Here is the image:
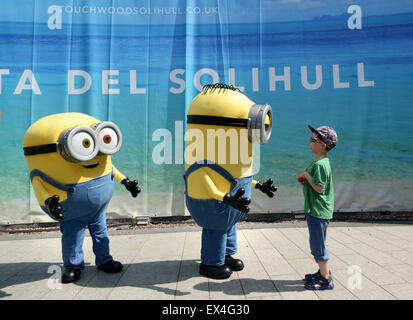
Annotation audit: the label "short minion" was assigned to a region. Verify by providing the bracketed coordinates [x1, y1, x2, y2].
[184, 83, 277, 279]
[23, 112, 141, 283]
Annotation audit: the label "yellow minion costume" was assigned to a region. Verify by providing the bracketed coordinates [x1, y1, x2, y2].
[184, 84, 277, 279]
[23, 112, 141, 283]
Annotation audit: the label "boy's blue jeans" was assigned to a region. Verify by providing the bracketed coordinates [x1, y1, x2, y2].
[306, 214, 330, 262]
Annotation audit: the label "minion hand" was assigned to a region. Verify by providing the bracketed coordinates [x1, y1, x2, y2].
[121, 178, 141, 198]
[45, 195, 63, 220]
[223, 188, 251, 214]
[255, 179, 277, 198]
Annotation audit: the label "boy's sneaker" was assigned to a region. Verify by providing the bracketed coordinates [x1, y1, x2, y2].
[304, 269, 331, 283]
[305, 275, 334, 290]
[304, 270, 320, 282]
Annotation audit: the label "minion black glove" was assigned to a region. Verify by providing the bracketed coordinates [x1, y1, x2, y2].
[255, 179, 277, 198]
[45, 195, 63, 220]
[223, 188, 251, 214]
[121, 178, 141, 198]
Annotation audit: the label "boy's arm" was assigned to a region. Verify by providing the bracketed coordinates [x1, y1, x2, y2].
[298, 171, 325, 194]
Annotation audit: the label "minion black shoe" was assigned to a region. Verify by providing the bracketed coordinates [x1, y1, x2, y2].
[199, 263, 232, 279]
[61, 268, 81, 284]
[97, 260, 123, 273]
[225, 255, 244, 271]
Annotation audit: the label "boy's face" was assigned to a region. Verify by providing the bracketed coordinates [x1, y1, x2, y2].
[309, 133, 327, 154]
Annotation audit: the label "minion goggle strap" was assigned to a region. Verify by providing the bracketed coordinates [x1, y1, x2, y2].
[23, 122, 122, 162]
[187, 104, 272, 144]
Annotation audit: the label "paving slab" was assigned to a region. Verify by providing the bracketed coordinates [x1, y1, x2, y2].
[0, 221, 412, 300]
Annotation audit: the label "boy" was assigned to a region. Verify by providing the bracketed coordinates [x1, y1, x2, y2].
[297, 125, 337, 290]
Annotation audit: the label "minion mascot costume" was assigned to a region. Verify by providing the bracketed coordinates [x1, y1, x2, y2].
[23, 113, 141, 283]
[185, 84, 277, 279]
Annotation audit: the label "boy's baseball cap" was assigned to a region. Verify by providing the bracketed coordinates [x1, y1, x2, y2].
[308, 125, 338, 150]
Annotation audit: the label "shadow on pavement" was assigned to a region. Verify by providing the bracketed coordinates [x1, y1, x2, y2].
[0, 260, 305, 298]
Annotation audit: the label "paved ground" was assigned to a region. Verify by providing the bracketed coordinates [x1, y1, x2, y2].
[0, 221, 412, 300]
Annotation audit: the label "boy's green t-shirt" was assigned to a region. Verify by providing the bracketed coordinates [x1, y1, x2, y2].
[303, 157, 334, 220]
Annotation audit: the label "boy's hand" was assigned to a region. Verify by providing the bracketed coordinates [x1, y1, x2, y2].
[297, 171, 308, 185]
[297, 171, 324, 193]
[121, 178, 141, 197]
[223, 188, 251, 213]
[255, 179, 277, 198]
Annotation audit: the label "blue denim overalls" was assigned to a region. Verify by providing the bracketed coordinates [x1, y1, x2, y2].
[184, 161, 252, 266]
[30, 169, 114, 270]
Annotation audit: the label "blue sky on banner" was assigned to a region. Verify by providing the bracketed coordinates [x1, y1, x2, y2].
[1, 0, 412, 24]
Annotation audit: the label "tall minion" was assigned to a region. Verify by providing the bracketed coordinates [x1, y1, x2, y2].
[184, 83, 277, 279]
[23, 112, 141, 283]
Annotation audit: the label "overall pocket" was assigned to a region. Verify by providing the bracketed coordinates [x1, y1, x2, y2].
[87, 182, 112, 207]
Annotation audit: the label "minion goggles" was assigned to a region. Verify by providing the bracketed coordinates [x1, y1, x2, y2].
[187, 104, 272, 144]
[23, 122, 122, 162]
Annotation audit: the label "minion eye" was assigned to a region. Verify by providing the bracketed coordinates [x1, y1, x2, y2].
[58, 126, 98, 162]
[98, 128, 118, 150]
[103, 134, 112, 144]
[95, 122, 122, 155]
[72, 132, 96, 157]
[82, 138, 91, 148]
[248, 104, 272, 144]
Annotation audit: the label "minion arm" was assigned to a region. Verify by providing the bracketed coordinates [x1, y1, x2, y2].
[199, 170, 226, 201]
[199, 170, 251, 213]
[113, 165, 141, 198]
[32, 177, 52, 206]
[31, 177, 63, 220]
[254, 178, 277, 198]
[112, 165, 127, 182]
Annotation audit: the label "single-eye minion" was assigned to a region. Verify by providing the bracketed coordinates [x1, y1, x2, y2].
[184, 83, 277, 280]
[23, 112, 141, 283]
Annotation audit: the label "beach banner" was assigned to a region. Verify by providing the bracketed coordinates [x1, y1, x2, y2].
[1, 0, 413, 224]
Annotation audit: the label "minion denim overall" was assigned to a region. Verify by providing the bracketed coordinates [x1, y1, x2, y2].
[30, 169, 114, 270]
[184, 161, 252, 266]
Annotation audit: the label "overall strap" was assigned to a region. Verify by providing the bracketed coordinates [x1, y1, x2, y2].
[30, 169, 75, 193]
[184, 160, 236, 184]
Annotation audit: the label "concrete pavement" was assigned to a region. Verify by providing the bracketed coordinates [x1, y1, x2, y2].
[0, 221, 413, 300]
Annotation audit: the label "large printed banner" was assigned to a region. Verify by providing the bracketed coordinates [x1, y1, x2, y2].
[1, 1, 413, 224]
